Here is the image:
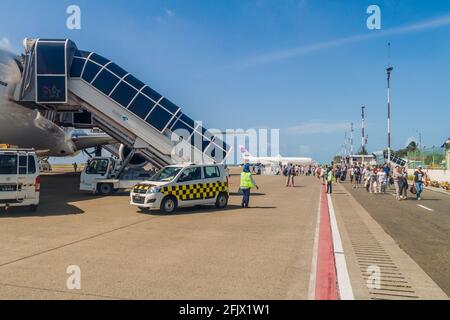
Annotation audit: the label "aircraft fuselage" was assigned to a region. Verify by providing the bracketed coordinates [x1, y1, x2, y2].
[0, 48, 77, 156]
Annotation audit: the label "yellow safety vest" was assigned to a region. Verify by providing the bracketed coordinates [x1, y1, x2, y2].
[240, 172, 254, 188]
[327, 171, 335, 182]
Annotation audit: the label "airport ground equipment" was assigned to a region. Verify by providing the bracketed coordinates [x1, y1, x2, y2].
[130, 163, 229, 213]
[0, 148, 40, 211]
[38, 159, 52, 172]
[80, 155, 155, 195]
[373, 150, 408, 167]
[13, 38, 231, 169]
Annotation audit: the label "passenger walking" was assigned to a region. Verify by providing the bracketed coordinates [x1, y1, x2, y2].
[363, 166, 371, 192]
[326, 166, 335, 194]
[414, 166, 426, 201]
[353, 165, 361, 189]
[286, 163, 295, 187]
[400, 167, 408, 199]
[357, 164, 363, 185]
[349, 166, 354, 184]
[240, 164, 259, 208]
[320, 167, 326, 185]
[335, 166, 341, 184]
[370, 167, 379, 193]
[392, 166, 401, 200]
[383, 164, 391, 190]
[377, 167, 387, 193]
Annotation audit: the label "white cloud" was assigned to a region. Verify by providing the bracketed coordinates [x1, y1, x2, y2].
[299, 145, 311, 154]
[0, 37, 12, 50]
[156, 8, 175, 23]
[285, 120, 349, 135]
[165, 8, 174, 17]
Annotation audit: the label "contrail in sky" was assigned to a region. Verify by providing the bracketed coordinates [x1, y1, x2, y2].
[197, 13, 450, 76]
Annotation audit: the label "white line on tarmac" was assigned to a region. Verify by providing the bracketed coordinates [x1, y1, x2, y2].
[417, 204, 434, 212]
[307, 186, 322, 300]
[327, 194, 354, 300]
[388, 193, 435, 212]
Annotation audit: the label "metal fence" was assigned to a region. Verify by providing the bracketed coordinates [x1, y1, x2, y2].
[407, 147, 446, 169]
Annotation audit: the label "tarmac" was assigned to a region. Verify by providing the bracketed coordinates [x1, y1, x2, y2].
[0, 169, 448, 300]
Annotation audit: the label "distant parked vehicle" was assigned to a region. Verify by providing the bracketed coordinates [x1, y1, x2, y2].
[80, 156, 153, 196]
[38, 159, 52, 172]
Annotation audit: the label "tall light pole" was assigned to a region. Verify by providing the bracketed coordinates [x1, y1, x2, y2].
[350, 122, 354, 156]
[387, 66, 393, 166]
[361, 106, 366, 154]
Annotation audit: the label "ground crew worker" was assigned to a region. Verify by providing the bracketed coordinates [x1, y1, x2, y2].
[240, 163, 259, 208]
[326, 166, 335, 194]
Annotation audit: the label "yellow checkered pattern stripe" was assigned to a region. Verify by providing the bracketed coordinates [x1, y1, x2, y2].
[133, 184, 151, 194]
[161, 182, 228, 201]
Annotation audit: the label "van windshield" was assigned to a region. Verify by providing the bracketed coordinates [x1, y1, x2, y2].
[0, 155, 17, 175]
[150, 167, 182, 182]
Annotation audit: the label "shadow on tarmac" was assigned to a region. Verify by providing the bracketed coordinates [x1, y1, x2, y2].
[0, 172, 87, 218]
[0, 172, 279, 218]
[229, 192, 266, 196]
[141, 204, 246, 216]
[139, 203, 278, 216]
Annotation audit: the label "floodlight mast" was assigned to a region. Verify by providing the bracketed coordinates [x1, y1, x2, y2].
[386, 42, 393, 167]
[387, 66, 393, 166]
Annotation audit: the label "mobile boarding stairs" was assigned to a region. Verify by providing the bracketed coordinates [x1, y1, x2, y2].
[12, 38, 231, 170]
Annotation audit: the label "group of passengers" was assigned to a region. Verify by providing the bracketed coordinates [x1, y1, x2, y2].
[238, 160, 428, 209]
[314, 163, 427, 201]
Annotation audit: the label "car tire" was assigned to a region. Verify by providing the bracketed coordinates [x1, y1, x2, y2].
[30, 205, 38, 212]
[215, 192, 228, 209]
[97, 183, 113, 196]
[160, 196, 177, 214]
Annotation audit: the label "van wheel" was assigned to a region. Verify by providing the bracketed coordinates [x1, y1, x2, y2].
[160, 196, 177, 214]
[30, 205, 38, 212]
[215, 193, 228, 209]
[98, 183, 113, 196]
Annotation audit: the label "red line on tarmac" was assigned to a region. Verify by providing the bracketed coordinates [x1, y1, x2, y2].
[315, 184, 339, 300]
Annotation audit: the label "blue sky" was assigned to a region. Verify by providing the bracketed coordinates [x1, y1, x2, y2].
[1, 0, 449, 163]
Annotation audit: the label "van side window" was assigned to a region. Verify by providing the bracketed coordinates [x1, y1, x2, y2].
[28, 156, 36, 174]
[178, 167, 202, 182]
[204, 166, 220, 179]
[19, 156, 27, 174]
[0, 155, 17, 175]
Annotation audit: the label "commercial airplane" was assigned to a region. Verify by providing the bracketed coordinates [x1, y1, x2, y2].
[240, 146, 314, 166]
[0, 45, 114, 157]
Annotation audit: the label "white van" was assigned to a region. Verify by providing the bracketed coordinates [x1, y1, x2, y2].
[0, 149, 40, 211]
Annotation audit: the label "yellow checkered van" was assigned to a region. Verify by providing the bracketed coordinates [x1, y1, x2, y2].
[130, 163, 229, 213]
